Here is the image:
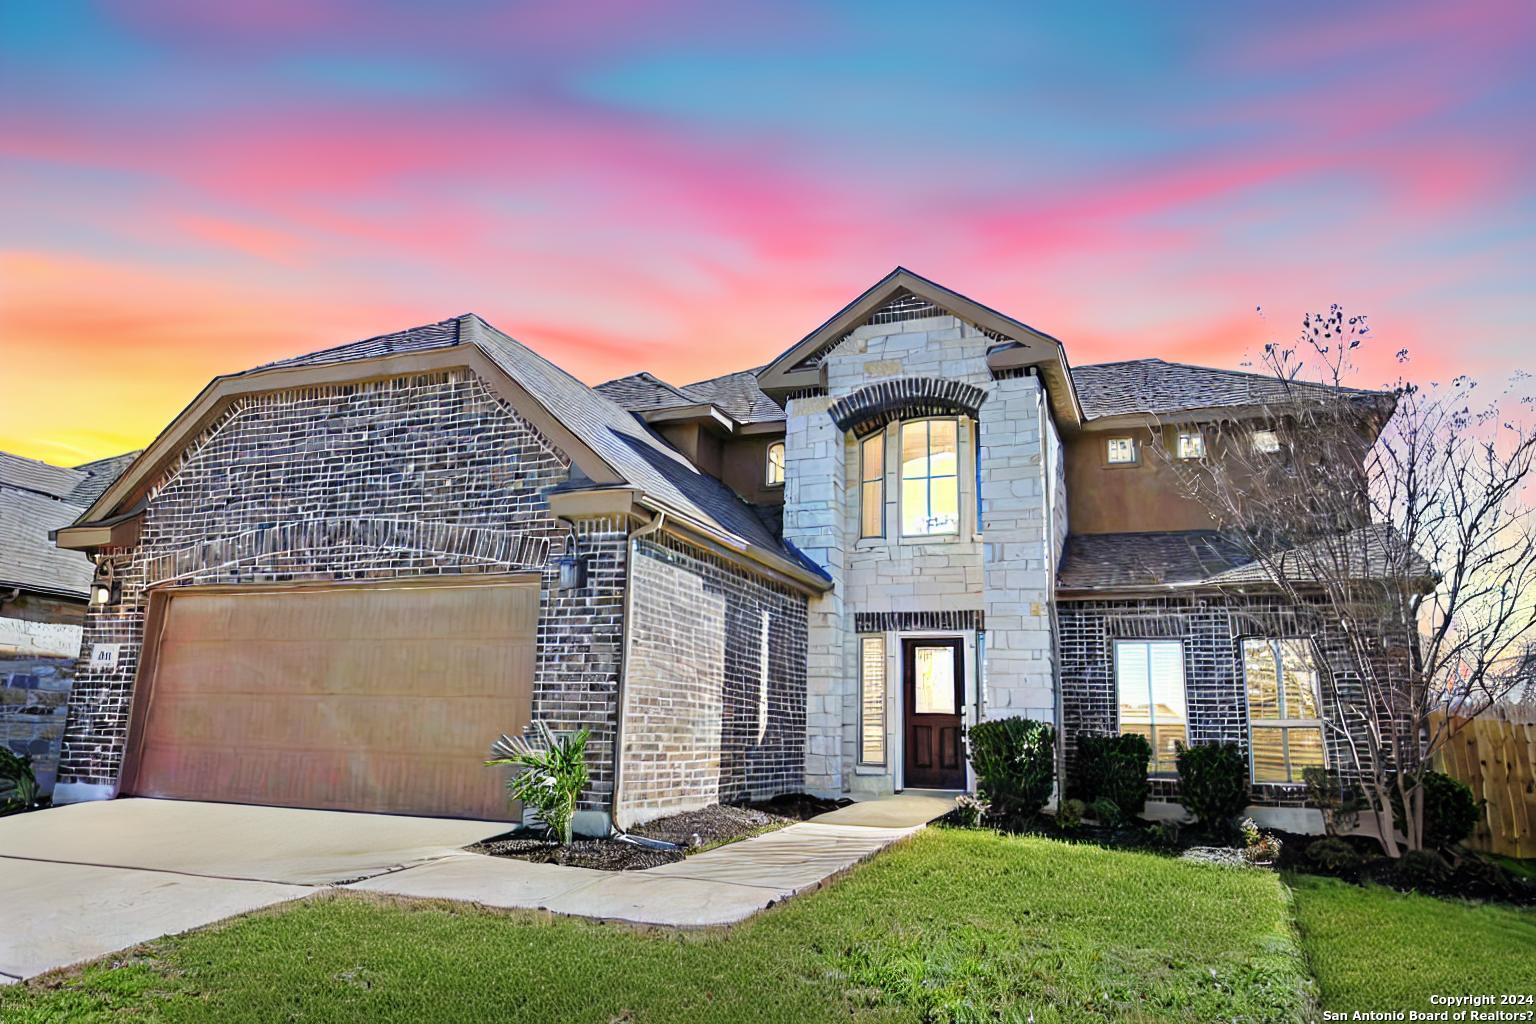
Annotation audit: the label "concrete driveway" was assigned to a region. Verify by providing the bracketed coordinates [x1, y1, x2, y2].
[0, 798, 507, 983]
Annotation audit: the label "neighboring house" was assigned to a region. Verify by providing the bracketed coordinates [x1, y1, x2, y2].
[1, 450, 135, 797]
[52, 268, 1397, 831]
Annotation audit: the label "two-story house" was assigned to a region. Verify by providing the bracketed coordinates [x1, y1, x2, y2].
[51, 269, 1389, 832]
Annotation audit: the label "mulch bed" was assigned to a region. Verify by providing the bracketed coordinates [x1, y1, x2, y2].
[470, 793, 852, 872]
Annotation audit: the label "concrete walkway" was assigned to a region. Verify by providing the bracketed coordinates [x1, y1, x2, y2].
[1, 792, 955, 982]
[349, 791, 957, 927]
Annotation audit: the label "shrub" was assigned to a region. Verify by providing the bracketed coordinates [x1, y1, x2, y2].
[486, 721, 590, 844]
[950, 793, 989, 828]
[1305, 837, 1361, 874]
[1420, 771, 1479, 850]
[0, 748, 40, 815]
[1073, 733, 1152, 818]
[1174, 741, 1249, 830]
[1088, 797, 1123, 827]
[1055, 798, 1086, 830]
[1240, 817, 1282, 864]
[967, 717, 1056, 825]
[1395, 848, 1452, 889]
[1302, 765, 1365, 836]
[1144, 819, 1182, 851]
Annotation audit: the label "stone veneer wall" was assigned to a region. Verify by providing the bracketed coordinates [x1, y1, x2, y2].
[615, 533, 808, 827]
[1058, 592, 1387, 808]
[2, 593, 85, 798]
[56, 369, 633, 811]
[783, 314, 1057, 796]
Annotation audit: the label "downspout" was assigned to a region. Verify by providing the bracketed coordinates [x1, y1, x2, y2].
[610, 510, 667, 831]
[1035, 371, 1069, 805]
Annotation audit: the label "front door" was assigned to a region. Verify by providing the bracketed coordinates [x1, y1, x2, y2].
[902, 638, 966, 789]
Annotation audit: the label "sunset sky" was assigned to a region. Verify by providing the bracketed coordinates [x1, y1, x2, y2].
[2, 1, 1533, 465]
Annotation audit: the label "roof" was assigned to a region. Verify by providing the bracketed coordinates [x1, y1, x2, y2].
[1070, 358, 1386, 420]
[596, 368, 786, 427]
[1059, 525, 1429, 594]
[76, 315, 823, 587]
[0, 450, 134, 598]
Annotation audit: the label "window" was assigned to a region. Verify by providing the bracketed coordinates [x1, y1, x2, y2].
[900, 419, 960, 536]
[913, 644, 958, 714]
[1115, 640, 1187, 774]
[765, 442, 786, 486]
[1106, 436, 1138, 465]
[860, 431, 884, 538]
[1252, 430, 1281, 454]
[859, 636, 886, 765]
[1243, 638, 1326, 783]
[1176, 431, 1205, 460]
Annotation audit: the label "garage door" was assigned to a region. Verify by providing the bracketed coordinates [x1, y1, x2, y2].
[123, 577, 536, 820]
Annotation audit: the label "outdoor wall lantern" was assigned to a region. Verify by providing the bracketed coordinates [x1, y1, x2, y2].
[557, 554, 587, 591]
[89, 558, 121, 606]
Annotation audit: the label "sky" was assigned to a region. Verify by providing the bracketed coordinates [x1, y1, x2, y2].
[1, 0, 1533, 465]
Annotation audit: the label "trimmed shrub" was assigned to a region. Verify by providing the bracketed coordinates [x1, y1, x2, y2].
[1421, 771, 1479, 850]
[1055, 798, 1086, 830]
[950, 793, 989, 829]
[1174, 741, 1249, 830]
[1073, 733, 1152, 818]
[1305, 837, 1361, 874]
[1395, 848, 1451, 889]
[1089, 797, 1123, 827]
[967, 717, 1056, 825]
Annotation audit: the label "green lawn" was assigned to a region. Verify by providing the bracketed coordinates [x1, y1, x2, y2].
[1289, 873, 1536, 1015]
[0, 829, 1311, 1024]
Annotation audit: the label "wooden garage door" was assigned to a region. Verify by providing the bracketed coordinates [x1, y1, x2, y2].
[124, 578, 536, 820]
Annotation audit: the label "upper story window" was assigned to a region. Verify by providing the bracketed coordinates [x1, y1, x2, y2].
[1105, 436, 1138, 465]
[1176, 431, 1206, 460]
[765, 441, 786, 486]
[1243, 638, 1326, 784]
[860, 431, 885, 538]
[900, 419, 959, 536]
[1252, 429, 1282, 454]
[1115, 640, 1187, 774]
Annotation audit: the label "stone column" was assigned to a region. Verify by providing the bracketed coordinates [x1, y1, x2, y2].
[782, 395, 848, 795]
[978, 375, 1055, 722]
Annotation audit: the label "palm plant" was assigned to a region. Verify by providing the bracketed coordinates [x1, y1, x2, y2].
[485, 721, 590, 844]
[0, 748, 40, 814]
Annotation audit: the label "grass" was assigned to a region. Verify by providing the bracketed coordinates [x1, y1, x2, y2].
[0, 828, 1311, 1024]
[1289, 872, 1536, 1015]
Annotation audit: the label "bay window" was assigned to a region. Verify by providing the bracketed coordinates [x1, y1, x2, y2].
[1114, 639, 1187, 773]
[1243, 638, 1326, 783]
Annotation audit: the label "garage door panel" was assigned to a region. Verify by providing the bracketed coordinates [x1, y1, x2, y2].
[128, 579, 535, 820]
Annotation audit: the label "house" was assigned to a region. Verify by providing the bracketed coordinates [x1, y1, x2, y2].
[2, 450, 135, 798]
[51, 269, 1394, 832]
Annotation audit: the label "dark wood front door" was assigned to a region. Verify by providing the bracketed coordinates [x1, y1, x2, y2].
[902, 638, 966, 789]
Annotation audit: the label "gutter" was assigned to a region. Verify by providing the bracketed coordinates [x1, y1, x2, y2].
[633, 496, 832, 596]
[610, 510, 668, 829]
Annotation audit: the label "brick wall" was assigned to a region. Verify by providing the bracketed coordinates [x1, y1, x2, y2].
[1058, 592, 1382, 808]
[616, 533, 808, 827]
[56, 369, 612, 799]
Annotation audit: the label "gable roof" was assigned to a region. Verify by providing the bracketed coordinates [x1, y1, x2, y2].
[69, 315, 826, 591]
[756, 267, 1083, 426]
[593, 372, 699, 414]
[1070, 358, 1389, 422]
[597, 367, 787, 428]
[0, 450, 135, 598]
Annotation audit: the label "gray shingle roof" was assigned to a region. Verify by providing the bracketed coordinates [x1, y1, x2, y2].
[1070, 358, 1381, 420]
[593, 372, 698, 413]
[680, 369, 784, 425]
[0, 486, 95, 598]
[0, 452, 84, 500]
[1059, 525, 1428, 593]
[237, 316, 812, 575]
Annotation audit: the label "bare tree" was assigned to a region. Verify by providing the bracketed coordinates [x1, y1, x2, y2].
[1156, 307, 1536, 856]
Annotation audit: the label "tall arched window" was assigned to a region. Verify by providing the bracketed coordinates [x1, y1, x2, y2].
[765, 441, 786, 486]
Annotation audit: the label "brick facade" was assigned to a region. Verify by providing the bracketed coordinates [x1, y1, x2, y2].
[616, 533, 808, 827]
[58, 370, 588, 796]
[1058, 592, 1382, 808]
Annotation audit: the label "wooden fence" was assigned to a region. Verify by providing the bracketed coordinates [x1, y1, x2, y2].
[1433, 706, 1536, 859]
